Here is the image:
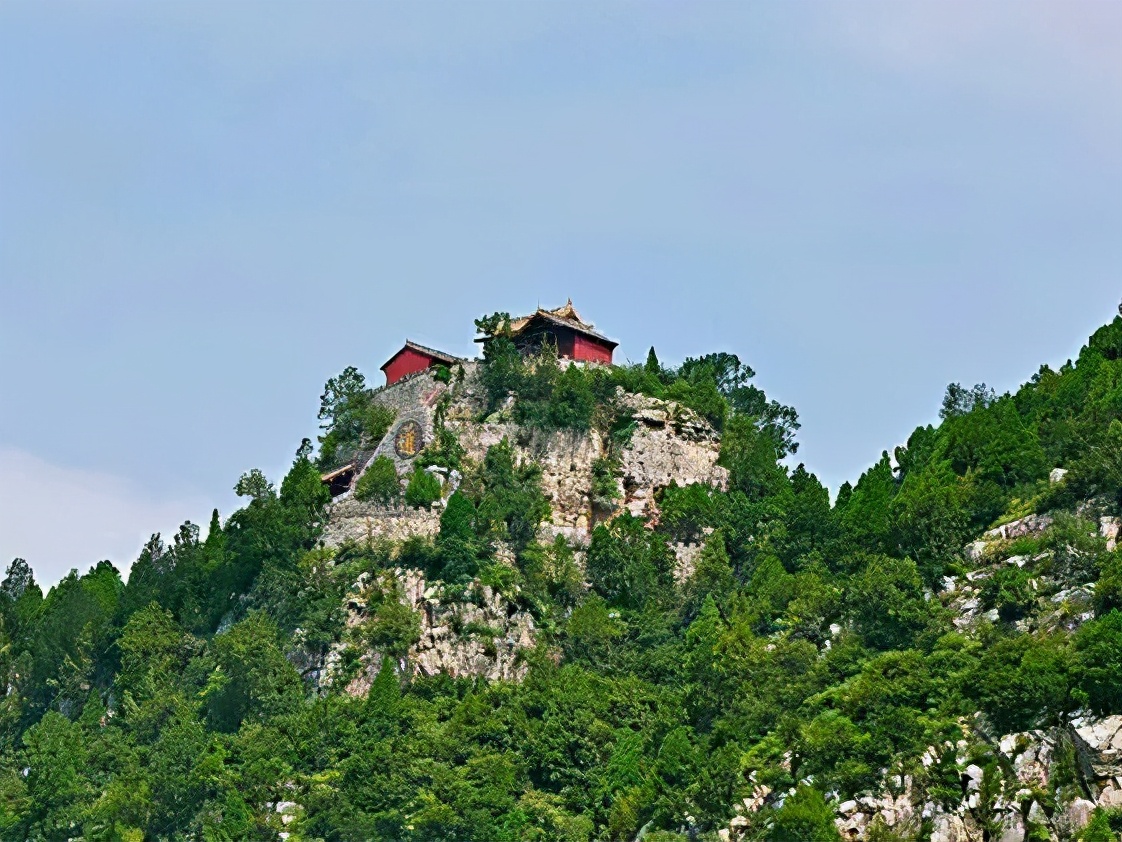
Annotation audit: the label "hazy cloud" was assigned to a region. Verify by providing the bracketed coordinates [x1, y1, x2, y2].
[0, 448, 213, 587]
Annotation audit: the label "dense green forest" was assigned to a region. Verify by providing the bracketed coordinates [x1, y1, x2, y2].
[5, 315, 1122, 841]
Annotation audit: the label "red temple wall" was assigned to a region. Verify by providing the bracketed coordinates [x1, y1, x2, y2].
[571, 334, 614, 364]
[383, 347, 437, 385]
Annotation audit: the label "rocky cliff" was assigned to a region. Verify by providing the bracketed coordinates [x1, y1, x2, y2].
[310, 361, 727, 686]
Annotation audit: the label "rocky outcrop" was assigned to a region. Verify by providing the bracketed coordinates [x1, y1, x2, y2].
[332, 568, 537, 695]
[337, 366, 728, 551]
[617, 393, 728, 521]
[449, 393, 727, 539]
[721, 715, 1122, 842]
[316, 368, 731, 691]
[1072, 715, 1122, 806]
[984, 513, 1054, 541]
[1101, 516, 1119, 551]
[671, 541, 705, 583]
[947, 508, 1116, 635]
[451, 422, 606, 536]
[404, 569, 535, 683]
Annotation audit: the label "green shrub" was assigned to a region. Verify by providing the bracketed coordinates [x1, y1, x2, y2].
[404, 466, 443, 509]
[846, 554, 930, 650]
[548, 364, 596, 431]
[362, 403, 395, 447]
[1006, 535, 1044, 557]
[475, 439, 550, 551]
[364, 588, 421, 658]
[475, 560, 521, 598]
[658, 482, 715, 542]
[981, 566, 1036, 622]
[890, 458, 971, 587]
[681, 534, 736, 621]
[437, 491, 479, 583]
[1074, 610, 1122, 715]
[354, 457, 401, 505]
[418, 424, 465, 472]
[1095, 552, 1122, 616]
[316, 366, 396, 468]
[1038, 513, 1107, 582]
[967, 632, 1073, 733]
[521, 536, 584, 609]
[765, 785, 842, 842]
[1078, 807, 1122, 842]
[474, 320, 600, 432]
[586, 514, 675, 610]
[475, 313, 521, 412]
[590, 457, 620, 512]
[564, 595, 623, 663]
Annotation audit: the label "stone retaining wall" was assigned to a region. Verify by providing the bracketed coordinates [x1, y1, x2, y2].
[320, 499, 441, 548]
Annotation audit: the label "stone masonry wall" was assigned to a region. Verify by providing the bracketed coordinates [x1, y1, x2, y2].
[320, 499, 441, 548]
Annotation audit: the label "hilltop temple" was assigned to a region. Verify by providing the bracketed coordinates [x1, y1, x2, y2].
[478, 300, 617, 365]
[379, 300, 617, 386]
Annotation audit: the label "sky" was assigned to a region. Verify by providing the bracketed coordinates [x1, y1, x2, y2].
[1, 1, 1120, 587]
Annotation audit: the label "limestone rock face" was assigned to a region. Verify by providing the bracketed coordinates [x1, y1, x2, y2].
[671, 541, 705, 583]
[929, 813, 971, 842]
[999, 730, 1054, 790]
[1065, 798, 1096, 833]
[336, 568, 537, 696]
[720, 718, 1122, 842]
[1101, 516, 1120, 551]
[617, 393, 728, 520]
[448, 419, 605, 535]
[337, 365, 728, 552]
[1073, 715, 1122, 782]
[984, 513, 1053, 540]
[408, 572, 536, 683]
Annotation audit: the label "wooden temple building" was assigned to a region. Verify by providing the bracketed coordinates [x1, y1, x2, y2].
[475, 300, 617, 364]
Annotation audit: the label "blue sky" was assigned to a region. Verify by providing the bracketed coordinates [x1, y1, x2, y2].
[1, 2, 1120, 585]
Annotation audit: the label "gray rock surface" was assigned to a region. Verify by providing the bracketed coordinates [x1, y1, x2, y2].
[328, 568, 538, 695]
[1073, 715, 1122, 782]
[617, 393, 728, 521]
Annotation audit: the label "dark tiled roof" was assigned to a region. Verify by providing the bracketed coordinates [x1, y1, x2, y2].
[381, 340, 465, 370]
[474, 300, 617, 348]
[524, 310, 618, 347]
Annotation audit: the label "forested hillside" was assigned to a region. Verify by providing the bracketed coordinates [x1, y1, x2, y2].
[5, 314, 1122, 841]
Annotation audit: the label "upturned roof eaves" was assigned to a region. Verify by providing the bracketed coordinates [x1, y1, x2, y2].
[473, 311, 618, 348]
[521, 311, 619, 347]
